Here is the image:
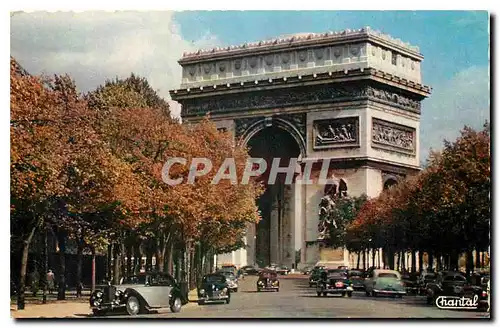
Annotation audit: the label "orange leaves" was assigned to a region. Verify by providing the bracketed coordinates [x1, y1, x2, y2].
[347, 123, 491, 252]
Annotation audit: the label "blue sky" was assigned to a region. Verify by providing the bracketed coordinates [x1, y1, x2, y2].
[10, 11, 490, 162]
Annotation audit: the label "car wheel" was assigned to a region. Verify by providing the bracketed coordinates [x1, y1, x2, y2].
[309, 283, 312, 287]
[397, 294, 403, 299]
[170, 296, 182, 313]
[257, 288, 261, 292]
[126, 296, 141, 316]
[365, 291, 370, 297]
[234, 288, 238, 293]
[197, 300, 205, 306]
[347, 292, 353, 298]
[277, 288, 280, 292]
[317, 291, 321, 297]
[342, 292, 346, 297]
[372, 291, 377, 297]
[323, 292, 327, 297]
[226, 297, 230, 304]
[426, 296, 434, 305]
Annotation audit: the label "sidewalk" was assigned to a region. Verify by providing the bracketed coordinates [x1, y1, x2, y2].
[11, 289, 199, 319]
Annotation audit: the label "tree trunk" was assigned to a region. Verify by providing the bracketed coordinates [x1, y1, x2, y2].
[411, 250, 417, 273]
[371, 249, 376, 268]
[466, 249, 474, 277]
[126, 245, 133, 277]
[356, 251, 360, 269]
[362, 250, 366, 270]
[134, 244, 141, 275]
[91, 247, 96, 292]
[107, 244, 113, 281]
[120, 241, 126, 280]
[57, 232, 66, 300]
[396, 252, 401, 271]
[113, 243, 120, 285]
[475, 248, 481, 270]
[401, 252, 406, 272]
[17, 221, 40, 310]
[166, 239, 174, 274]
[481, 252, 485, 268]
[418, 250, 423, 273]
[428, 252, 434, 271]
[41, 227, 48, 304]
[76, 237, 84, 296]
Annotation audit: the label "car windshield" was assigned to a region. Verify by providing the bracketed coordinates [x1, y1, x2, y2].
[328, 272, 348, 278]
[220, 272, 235, 279]
[378, 273, 399, 279]
[122, 275, 147, 285]
[349, 271, 363, 277]
[204, 275, 225, 283]
[260, 272, 277, 278]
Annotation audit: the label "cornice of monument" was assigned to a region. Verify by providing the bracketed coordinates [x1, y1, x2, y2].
[179, 27, 423, 63]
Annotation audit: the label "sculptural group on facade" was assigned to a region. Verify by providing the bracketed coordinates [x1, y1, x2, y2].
[317, 183, 338, 241]
[372, 123, 414, 150]
[316, 123, 356, 145]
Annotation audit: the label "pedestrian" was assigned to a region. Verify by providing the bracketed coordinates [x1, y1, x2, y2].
[47, 269, 55, 294]
[76, 282, 83, 298]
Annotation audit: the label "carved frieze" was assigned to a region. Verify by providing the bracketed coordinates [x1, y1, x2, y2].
[234, 117, 262, 139]
[313, 117, 359, 149]
[371, 118, 415, 154]
[181, 85, 421, 117]
[277, 113, 307, 142]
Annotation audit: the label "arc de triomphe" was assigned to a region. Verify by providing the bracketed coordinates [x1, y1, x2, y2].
[170, 27, 431, 270]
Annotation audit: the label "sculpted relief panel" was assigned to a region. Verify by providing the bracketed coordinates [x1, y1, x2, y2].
[313, 117, 359, 150]
[371, 118, 415, 155]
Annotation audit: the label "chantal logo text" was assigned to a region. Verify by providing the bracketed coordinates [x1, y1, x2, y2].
[436, 295, 479, 310]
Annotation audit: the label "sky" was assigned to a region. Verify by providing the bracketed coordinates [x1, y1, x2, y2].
[10, 11, 490, 162]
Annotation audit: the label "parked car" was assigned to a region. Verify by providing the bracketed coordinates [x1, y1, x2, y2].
[348, 270, 365, 291]
[316, 269, 353, 297]
[89, 272, 187, 316]
[426, 271, 488, 311]
[242, 266, 261, 276]
[364, 269, 405, 298]
[302, 266, 313, 275]
[217, 270, 239, 292]
[257, 270, 280, 292]
[402, 272, 419, 295]
[197, 273, 231, 305]
[308, 266, 326, 287]
[276, 266, 291, 275]
[418, 272, 437, 295]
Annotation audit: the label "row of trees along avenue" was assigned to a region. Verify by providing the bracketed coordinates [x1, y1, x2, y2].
[343, 122, 490, 274]
[11, 58, 263, 310]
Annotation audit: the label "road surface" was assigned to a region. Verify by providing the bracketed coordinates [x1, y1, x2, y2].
[89, 275, 490, 319]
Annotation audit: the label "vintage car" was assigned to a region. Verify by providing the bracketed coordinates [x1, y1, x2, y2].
[316, 269, 353, 297]
[418, 272, 437, 295]
[257, 270, 280, 292]
[89, 272, 188, 316]
[426, 271, 488, 311]
[308, 266, 326, 287]
[348, 270, 365, 291]
[241, 265, 260, 276]
[217, 270, 239, 292]
[302, 266, 313, 275]
[364, 269, 405, 298]
[276, 266, 291, 275]
[402, 272, 420, 295]
[197, 273, 231, 305]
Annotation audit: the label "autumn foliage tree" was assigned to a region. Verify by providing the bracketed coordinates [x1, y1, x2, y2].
[346, 122, 491, 273]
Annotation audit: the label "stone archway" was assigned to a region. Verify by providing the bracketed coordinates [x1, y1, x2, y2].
[244, 125, 301, 268]
[383, 177, 398, 190]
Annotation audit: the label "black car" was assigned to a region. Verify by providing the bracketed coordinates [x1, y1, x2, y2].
[276, 266, 291, 275]
[308, 266, 326, 287]
[242, 266, 260, 276]
[197, 273, 231, 305]
[348, 270, 365, 290]
[257, 270, 280, 292]
[426, 271, 489, 311]
[316, 269, 353, 297]
[89, 272, 188, 316]
[402, 272, 419, 295]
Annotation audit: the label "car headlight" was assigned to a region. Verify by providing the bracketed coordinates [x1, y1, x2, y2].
[200, 289, 205, 295]
[96, 291, 103, 298]
[223, 287, 228, 292]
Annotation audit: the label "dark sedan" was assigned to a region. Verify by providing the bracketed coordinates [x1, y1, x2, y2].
[316, 270, 353, 297]
[348, 270, 365, 291]
[257, 270, 280, 292]
[197, 273, 231, 305]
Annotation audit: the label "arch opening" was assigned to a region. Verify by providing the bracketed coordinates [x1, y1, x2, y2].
[246, 125, 301, 268]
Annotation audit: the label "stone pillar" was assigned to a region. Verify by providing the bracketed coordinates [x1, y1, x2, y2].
[246, 223, 256, 266]
[270, 193, 279, 265]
